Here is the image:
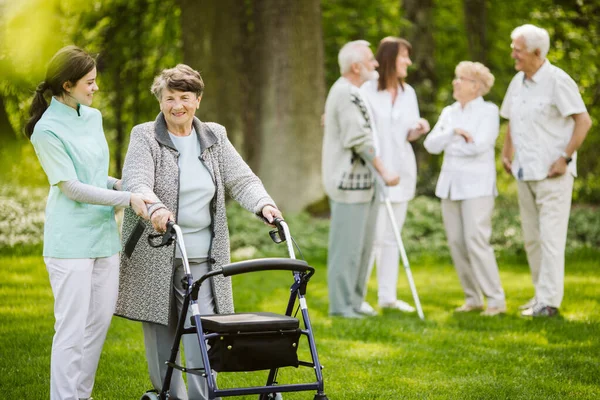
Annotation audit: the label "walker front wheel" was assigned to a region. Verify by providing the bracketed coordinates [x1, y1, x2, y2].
[140, 390, 160, 400]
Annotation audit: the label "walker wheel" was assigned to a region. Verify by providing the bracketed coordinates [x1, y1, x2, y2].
[140, 390, 160, 400]
[259, 393, 283, 400]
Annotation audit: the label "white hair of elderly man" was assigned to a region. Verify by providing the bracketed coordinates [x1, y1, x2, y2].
[511, 24, 550, 59]
[337, 40, 371, 75]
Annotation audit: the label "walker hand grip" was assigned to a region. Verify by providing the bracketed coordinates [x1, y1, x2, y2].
[221, 258, 314, 277]
[269, 217, 287, 243]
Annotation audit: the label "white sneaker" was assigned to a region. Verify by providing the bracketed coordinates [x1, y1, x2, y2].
[518, 297, 537, 310]
[356, 301, 377, 316]
[381, 300, 415, 312]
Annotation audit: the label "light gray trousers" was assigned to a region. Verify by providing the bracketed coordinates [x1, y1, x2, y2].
[142, 258, 218, 400]
[441, 196, 505, 309]
[327, 194, 379, 315]
[517, 173, 574, 308]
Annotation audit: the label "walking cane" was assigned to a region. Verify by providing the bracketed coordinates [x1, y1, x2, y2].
[367, 164, 425, 320]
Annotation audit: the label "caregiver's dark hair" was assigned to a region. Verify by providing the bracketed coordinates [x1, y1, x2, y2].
[25, 45, 96, 138]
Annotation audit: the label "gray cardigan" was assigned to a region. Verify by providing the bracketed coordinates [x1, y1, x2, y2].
[115, 113, 275, 326]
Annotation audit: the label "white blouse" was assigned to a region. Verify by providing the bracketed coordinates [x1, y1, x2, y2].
[361, 80, 420, 202]
[424, 97, 499, 200]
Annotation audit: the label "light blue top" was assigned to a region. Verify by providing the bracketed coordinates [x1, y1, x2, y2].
[31, 97, 121, 258]
[169, 128, 215, 258]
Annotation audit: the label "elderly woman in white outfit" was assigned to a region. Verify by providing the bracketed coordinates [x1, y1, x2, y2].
[424, 61, 506, 316]
[361, 37, 430, 313]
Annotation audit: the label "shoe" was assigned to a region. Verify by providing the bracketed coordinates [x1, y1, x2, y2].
[355, 301, 377, 316]
[481, 307, 507, 316]
[518, 297, 537, 310]
[380, 300, 415, 312]
[455, 304, 484, 312]
[521, 303, 558, 317]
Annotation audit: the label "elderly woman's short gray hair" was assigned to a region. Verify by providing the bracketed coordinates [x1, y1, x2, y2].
[511, 24, 550, 59]
[151, 64, 204, 100]
[456, 61, 495, 96]
[338, 40, 371, 75]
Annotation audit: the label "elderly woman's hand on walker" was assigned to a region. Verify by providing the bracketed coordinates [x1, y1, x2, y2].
[261, 205, 283, 225]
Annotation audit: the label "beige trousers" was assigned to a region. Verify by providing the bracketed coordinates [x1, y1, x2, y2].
[441, 196, 505, 309]
[517, 173, 574, 308]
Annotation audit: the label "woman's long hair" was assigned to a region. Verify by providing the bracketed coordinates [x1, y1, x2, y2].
[376, 37, 412, 92]
[24, 46, 96, 138]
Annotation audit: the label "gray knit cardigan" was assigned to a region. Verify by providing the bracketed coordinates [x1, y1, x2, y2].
[115, 113, 275, 326]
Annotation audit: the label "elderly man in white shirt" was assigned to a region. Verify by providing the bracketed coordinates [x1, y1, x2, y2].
[424, 61, 506, 316]
[323, 40, 399, 318]
[361, 37, 430, 313]
[500, 24, 592, 317]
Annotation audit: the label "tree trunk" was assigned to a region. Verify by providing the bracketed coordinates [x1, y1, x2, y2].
[0, 94, 16, 141]
[179, 0, 249, 151]
[400, 0, 437, 196]
[463, 0, 487, 63]
[251, 0, 325, 212]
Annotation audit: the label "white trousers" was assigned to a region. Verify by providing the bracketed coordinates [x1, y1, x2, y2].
[367, 202, 409, 305]
[517, 173, 573, 308]
[441, 196, 505, 309]
[142, 259, 218, 400]
[44, 254, 119, 400]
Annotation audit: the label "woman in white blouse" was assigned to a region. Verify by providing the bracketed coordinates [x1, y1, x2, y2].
[361, 37, 430, 313]
[424, 61, 506, 316]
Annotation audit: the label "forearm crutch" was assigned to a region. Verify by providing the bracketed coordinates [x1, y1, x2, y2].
[367, 164, 425, 320]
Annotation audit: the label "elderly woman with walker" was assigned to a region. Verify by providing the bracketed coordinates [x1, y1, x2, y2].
[26, 45, 150, 400]
[115, 64, 282, 400]
[424, 61, 506, 316]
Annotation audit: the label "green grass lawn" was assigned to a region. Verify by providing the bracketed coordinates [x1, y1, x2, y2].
[1, 250, 599, 399]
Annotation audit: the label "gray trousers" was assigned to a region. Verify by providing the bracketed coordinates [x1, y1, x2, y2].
[327, 195, 379, 315]
[142, 259, 218, 400]
[441, 196, 505, 309]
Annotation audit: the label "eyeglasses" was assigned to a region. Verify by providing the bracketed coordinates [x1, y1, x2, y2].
[454, 76, 477, 83]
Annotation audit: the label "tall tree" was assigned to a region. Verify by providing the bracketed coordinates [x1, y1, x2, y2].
[400, 0, 437, 195]
[179, 0, 249, 151]
[0, 94, 16, 141]
[250, 0, 325, 212]
[180, 0, 325, 211]
[463, 0, 487, 63]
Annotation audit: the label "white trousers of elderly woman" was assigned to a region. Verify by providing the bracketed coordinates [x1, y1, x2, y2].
[441, 196, 505, 309]
[45, 254, 119, 400]
[143, 259, 219, 400]
[367, 201, 409, 306]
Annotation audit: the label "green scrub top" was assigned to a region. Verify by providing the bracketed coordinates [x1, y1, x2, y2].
[31, 97, 121, 258]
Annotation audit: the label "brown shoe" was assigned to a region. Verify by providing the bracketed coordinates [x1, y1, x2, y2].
[455, 304, 483, 312]
[481, 307, 507, 316]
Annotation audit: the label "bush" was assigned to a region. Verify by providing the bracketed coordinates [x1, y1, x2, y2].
[0, 185, 46, 255]
[2, 185, 598, 260]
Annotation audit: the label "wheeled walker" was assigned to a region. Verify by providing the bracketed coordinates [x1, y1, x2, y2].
[140, 218, 328, 400]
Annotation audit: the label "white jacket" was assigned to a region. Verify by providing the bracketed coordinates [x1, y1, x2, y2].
[424, 97, 499, 200]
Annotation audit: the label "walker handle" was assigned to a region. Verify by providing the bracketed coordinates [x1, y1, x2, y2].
[220, 258, 314, 277]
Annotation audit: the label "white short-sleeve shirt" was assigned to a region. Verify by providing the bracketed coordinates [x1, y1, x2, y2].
[361, 80, 420, 202]
[500, 60, 587, 181]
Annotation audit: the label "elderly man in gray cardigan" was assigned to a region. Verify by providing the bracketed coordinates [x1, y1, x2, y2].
[115, 64, 282, 400]
[323, 40, 399, 319]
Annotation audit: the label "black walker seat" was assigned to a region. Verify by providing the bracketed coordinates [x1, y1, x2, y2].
[202, 312, 302, 372]
[141, 219, 328, 400]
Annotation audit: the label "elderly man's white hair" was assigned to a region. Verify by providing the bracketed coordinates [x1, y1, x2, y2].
[511, 24, 550, 59]
[338, 40, 371, 75]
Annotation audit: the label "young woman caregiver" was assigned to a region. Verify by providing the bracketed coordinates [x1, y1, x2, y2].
[25, 45, 150, 400]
